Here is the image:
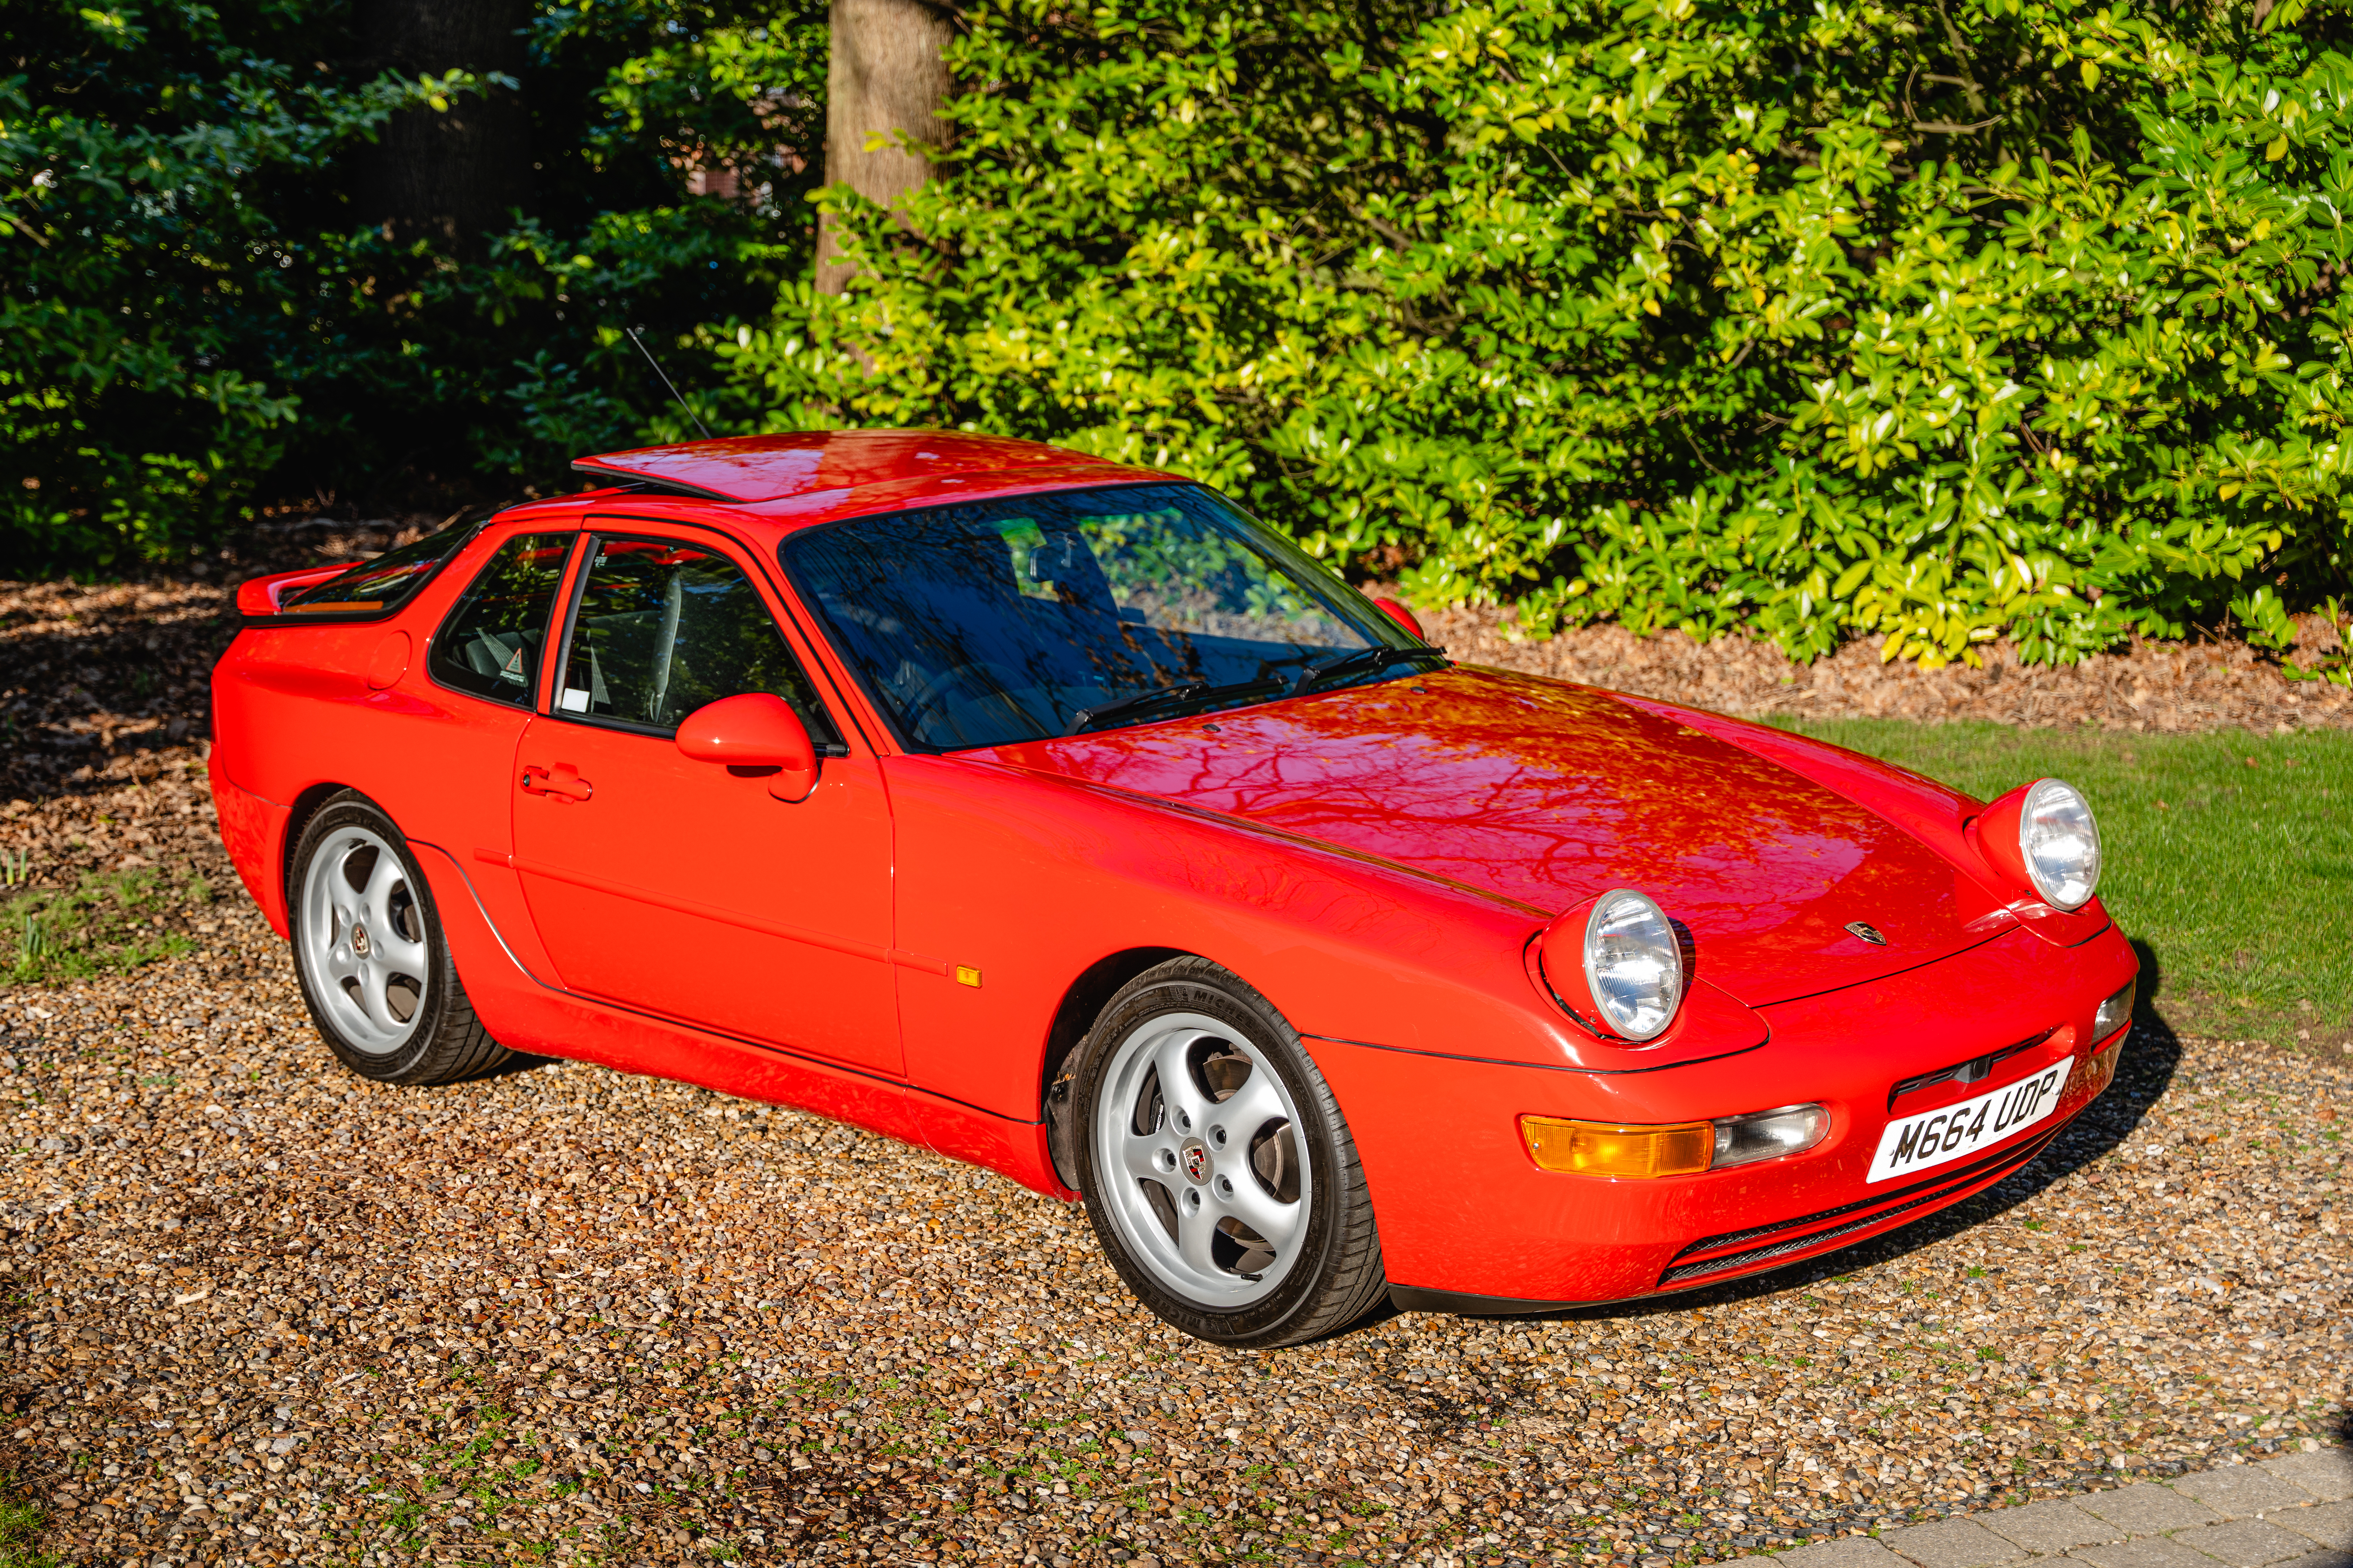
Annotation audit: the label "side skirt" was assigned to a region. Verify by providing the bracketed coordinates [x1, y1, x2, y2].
[407, 836, 1069, 1197]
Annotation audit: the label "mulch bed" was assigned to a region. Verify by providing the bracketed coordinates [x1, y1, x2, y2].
[1418, 609, 2349, 734]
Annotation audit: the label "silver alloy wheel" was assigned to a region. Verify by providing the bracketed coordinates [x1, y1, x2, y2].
[296, 825, 429, 1056]
[1091, 1011, 1310, 1307]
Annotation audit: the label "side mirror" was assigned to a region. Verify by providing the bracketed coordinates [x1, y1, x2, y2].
[675, 693, 819, 802]
[1370, 596, 1425, 640]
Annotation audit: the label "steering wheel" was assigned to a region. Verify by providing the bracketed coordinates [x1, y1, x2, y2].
[903, 659, 1028, 744]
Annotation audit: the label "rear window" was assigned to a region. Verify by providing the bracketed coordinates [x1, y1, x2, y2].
[277, 519, 486, 615]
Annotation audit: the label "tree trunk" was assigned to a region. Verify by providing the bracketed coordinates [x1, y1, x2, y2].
[361, 0, 532, 249]
[815, 0, 955, 293]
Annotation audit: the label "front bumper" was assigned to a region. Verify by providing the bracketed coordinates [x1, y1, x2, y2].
[1316, 921, 2137, 1306]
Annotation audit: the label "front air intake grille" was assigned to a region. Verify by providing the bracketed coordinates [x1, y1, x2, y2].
[1656, 1126, 2060, 1289]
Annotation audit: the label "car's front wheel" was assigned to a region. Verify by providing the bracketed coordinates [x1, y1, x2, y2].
[1073, 957, 1386, 1348]
[287, 791, 509, 1085]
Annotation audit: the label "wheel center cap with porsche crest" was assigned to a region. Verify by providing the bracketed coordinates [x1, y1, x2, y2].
[1179, 1139, 1212, 1184]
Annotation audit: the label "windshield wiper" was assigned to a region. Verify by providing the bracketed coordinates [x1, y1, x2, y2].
[1067, 675, 1289, 736]
[1066, 650, 1438, 737]
[1291, 644, 1446, 694]
[1069, 683, 1206, 734]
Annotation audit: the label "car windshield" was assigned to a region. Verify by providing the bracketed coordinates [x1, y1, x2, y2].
[783, 483, 1440, 750]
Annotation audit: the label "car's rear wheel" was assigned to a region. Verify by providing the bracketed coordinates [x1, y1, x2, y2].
[1073, 956, 1386, 1348]
[287, 792, 509, 1085]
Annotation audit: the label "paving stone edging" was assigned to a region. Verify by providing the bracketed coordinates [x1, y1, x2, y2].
[1743, 1449, 2352, 1568]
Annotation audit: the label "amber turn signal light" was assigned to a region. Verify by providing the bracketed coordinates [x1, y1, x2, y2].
[1519, 1116, 1715, 1178]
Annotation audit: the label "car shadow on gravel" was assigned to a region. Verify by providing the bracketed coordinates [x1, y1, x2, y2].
[465, 1048, 565, 1082]
[1443, 937, 2186, 1330]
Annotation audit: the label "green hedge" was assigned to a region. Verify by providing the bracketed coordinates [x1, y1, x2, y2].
[0, 0, 821, 573]
[739, 0, 2353, 667]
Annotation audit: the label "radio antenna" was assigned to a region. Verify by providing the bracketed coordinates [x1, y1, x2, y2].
[623, 326, 713, 441]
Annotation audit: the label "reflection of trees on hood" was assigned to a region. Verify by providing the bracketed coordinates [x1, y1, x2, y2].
[1009, 669, 2004, 1006]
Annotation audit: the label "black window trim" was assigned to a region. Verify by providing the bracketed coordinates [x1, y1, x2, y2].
[772, 479, 1429, 755]
[545, 519, 853, 756]
[422, 527, 587, 713]
[243, 512, 505, 628]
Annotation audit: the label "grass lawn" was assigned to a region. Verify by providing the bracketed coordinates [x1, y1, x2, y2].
[1, 864, 209, 983]
[1777, 719, 2352, 1055]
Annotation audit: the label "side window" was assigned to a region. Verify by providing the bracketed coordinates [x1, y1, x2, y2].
[555, 535, 842, 745]
[427, 532, 576, 705]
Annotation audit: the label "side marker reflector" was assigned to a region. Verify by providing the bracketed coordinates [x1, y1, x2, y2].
[2065, 1038, 2121, 1100]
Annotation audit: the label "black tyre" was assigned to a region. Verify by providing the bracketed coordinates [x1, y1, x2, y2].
[1073, 956, 1386, 1348]
[285, 791, 509, 1085]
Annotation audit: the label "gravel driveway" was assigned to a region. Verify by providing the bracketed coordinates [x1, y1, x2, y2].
[1, 776, 2346, 1568]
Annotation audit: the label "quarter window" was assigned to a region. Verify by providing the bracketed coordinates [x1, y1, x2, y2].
[427, 532, 576, 705]
[554, 536, 841, 745]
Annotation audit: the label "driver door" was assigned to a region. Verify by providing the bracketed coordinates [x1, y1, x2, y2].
[510, 525, 902, 1075]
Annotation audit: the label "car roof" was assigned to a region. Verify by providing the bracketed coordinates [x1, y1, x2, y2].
[551, 430, 1180, 543]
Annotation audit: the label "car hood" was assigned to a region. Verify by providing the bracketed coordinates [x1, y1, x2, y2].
[987, 665, 2016, 1008]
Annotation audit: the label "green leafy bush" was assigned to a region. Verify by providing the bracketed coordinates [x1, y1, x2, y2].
[1, 0, 822, 573]
[0, 1, 437, 568]
[335, 0, 827, 498]
[742, 0, 2353, 664]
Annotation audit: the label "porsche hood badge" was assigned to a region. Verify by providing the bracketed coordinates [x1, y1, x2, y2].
[1844, 921, 1890, 947]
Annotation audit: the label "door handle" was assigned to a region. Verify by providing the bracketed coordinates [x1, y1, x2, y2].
[520, 763, 594, 802]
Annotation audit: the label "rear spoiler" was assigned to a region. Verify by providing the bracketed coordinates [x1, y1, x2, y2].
[234, 565, 354, 618]
[230, 512, 499, 625]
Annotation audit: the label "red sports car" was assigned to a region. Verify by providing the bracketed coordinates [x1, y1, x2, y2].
[209, 431, 2135, 1347]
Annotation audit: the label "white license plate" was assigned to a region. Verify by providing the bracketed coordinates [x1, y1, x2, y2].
[1867, 1063, 2067, 1183]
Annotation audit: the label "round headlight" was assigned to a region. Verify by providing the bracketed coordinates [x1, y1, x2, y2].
[2019, 777, 2101, 911]
[1583, 889, 1685, 1041]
